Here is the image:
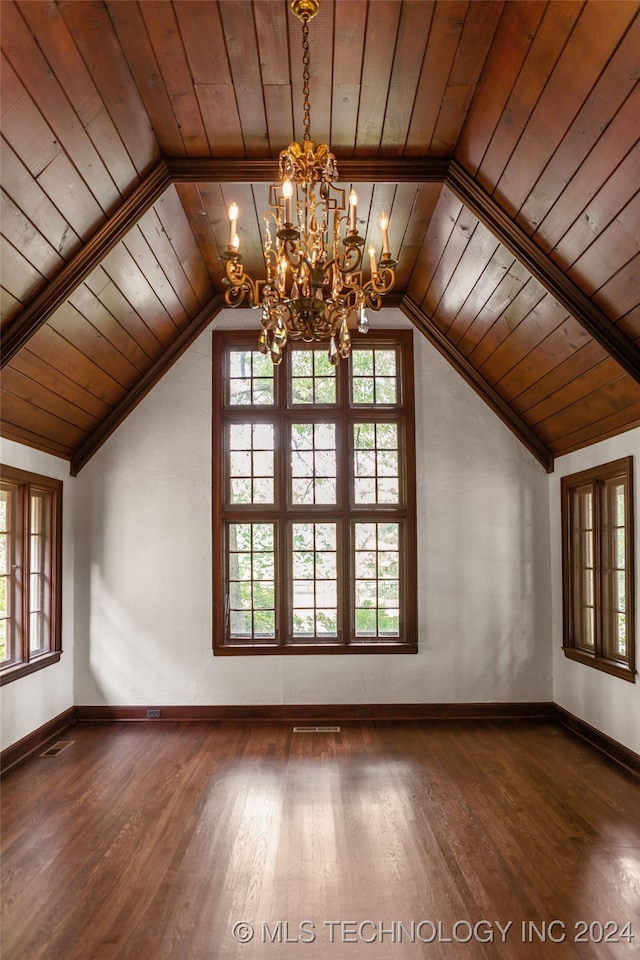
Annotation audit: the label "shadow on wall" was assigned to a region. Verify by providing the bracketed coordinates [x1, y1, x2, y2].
[422, 459, 550, 702]
[73, 471, 212, 707]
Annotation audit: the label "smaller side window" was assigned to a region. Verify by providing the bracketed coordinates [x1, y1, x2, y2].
[561, 457, 635, 682]
[0, 466, 62, 685]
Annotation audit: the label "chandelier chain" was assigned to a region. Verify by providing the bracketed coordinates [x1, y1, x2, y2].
[301, 19, 311, 142]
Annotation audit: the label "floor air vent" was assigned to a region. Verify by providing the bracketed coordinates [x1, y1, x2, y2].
[40, 740, 74, 757]
[293, 726, 341, 733]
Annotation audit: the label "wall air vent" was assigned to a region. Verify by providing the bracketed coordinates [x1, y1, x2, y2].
[39, 740, 74, 757]
[293, 726, 341, 733]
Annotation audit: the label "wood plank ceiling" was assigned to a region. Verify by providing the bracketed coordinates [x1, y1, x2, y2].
[1, 0, 639, 473]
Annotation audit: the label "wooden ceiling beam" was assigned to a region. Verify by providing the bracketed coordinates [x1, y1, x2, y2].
[4, 155, 636, 475]
[6, 153, 635, 390]
[166, 157, 450, 183]
[70, 295, 225, 474]
[1, 162, 172, 369]
[446, 161, 640, 385]
[401, 295, 555, 473]
[1, 157, 447, 372]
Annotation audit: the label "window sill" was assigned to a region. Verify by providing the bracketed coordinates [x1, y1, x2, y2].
[562, 646, 635, 683]
[214, 641, 418, 656]
[0, 651, 62, 686]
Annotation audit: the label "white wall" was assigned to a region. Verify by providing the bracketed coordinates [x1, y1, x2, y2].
[551, 429, 640, 755]
[73, 310, 552, 707]
[6, 314, 639, 751]
[0, 440, 75, 752]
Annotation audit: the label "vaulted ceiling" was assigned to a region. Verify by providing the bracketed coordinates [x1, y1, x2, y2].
[1, 0, 639, 473]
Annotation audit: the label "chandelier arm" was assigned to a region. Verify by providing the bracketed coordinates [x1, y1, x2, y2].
[332, 244, 363, 276]
[280, 237, 306, 272]
[224, 256, 259, 307]
[224, 284, 249, 308]
[263, 247, 278, 283]
[361, 266, 396, 309]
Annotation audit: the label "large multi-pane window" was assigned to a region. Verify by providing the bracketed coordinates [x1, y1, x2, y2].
[0, 466, 62, 684]
[561, 457, 635, 682]
[213, 330, 417, 654]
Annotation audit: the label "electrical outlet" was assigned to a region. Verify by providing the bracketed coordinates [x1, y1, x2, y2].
[147, 709, 161, 719]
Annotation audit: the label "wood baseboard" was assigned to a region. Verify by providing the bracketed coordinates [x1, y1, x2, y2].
[553, 704, 640, 778]
[0, 707, 75, 776]
[73, 701, 555, 723]
[5, 703, 638, 779]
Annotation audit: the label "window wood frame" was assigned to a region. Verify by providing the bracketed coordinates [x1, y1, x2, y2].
[561, 456, 635, 682]
[212, 329, 418, 655]
[0, 465, 63, 685]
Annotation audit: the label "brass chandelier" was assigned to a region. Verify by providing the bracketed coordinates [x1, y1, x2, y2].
[222, 0, 397, 365]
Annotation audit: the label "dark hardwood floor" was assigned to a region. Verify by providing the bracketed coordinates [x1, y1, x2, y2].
[2, 719, 639, 959]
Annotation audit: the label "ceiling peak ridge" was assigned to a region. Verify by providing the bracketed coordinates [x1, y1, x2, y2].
[3, 156, 638, 390]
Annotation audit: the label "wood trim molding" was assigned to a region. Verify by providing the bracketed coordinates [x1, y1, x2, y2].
[4, 154, 636, 474]
[166, 156, 450, 183]
[70, 295, 225, 474]
[74, 702, 554, 722]
[0, 707, 74, 776]
[5, 704, 638, 780]
[4, 155, 636, 390]
[0, 162, 172, 369]
[167, 158, 279, 182]
[553, 704, 640, 778]
[0, 156, 446, 374]
[169, 156, 637, 386]
[401, 295, 555, 472]
[446, 161, 640, 385]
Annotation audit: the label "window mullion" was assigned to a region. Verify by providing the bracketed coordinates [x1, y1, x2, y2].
[601, 473, 629, 665]
[276, 512, 288, 647]
[338, 367, 351, 646]
[19, 483, 30, 666]
[561, 457, 634, 681]
[600, 478, 614, 662]
[1, 484, 18, 668]
[593, 480, 604, 660]
[1, 466, 63, 683]
[213, 330, 417, 656]
[277, 374, 289, 645]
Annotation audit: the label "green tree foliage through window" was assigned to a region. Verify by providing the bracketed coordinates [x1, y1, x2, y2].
[561, 457, 635, 683]
[0, 466, 62, 685]
[212, 329, 417, 655]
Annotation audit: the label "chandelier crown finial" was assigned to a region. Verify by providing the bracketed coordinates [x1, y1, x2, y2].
[290, 0, 320, 23]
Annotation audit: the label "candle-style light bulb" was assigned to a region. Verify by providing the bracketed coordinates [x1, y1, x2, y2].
[349, 189, 358, 232]
[228, 202, 239, 248]
[368, 244, 377, 274]
[282, 179, 293, 224]
[379, 211, 390, 258]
